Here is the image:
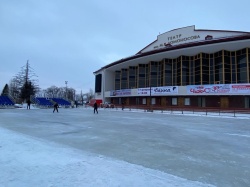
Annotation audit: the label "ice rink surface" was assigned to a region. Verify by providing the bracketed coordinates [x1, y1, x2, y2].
[0, 106, 250, 187]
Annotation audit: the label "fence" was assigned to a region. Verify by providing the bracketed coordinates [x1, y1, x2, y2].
[111, 105, 250, 118]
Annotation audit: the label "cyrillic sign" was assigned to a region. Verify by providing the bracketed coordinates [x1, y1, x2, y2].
[138, 86, 178, 96]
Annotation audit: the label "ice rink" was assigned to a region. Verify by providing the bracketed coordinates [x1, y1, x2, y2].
[0, 106, 250, 187]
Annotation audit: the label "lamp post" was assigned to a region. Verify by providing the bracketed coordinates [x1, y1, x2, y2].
[148, 76, 152, 112]
[150, 84, 152, 112]
[65, 81, 68, 99]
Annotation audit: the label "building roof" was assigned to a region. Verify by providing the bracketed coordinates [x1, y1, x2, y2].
[94, 27, 250, 74]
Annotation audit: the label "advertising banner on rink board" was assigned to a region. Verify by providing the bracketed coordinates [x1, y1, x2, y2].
[230, 84, 250, 94]
[138, 86, 178, 96]
[110, 89, 131, 96]
[187, 84, 250, 94]
[187, 84, 230, 94]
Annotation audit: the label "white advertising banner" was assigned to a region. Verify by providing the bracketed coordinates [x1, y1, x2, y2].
[137, 88, 151, 95]
[138, 86, 178, 96]
[231, 84, 250, 94]
[110, 89, 131, 96]
[187, 84, 230, 94]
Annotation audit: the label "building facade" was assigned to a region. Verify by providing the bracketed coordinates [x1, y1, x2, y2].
[93, 26, 250, 109]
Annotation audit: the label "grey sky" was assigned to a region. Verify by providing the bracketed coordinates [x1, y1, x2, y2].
[1, 0, 250, 94]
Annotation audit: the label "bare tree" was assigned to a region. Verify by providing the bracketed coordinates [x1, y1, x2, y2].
[10, 60, 40, 101]
[66, 87, 76, 101]
[43, 86, 75, 101]
[45, 86, 61, 98]
[80, 90, 84, 104]
[89, 88, 94, 100]
[9, 78, 21, 100]
[85, 88, 94, 101]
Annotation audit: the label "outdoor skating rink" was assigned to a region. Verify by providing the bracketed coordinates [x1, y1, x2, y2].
[0, 107, 249, 187]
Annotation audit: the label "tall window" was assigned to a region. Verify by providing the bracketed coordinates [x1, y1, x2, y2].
[248, 48, 250, 82]
[138, 64, 147, 88]
[173, 59, 177, 86]
[150, 61, 158, 87]
[129, 66, 137, 88]
[176, 57, 182, 86]
[149, 61, 162, 87]
[121, 69, 128, 89]
[164, 59, 172, 86]
[190, 57, 195, 85]
[115, 71, 120, 90]
[194, 54, 201, 85]
[224, 50, 231, 84]
[231, 52, 236, 83]
[214, 51, 223, 84]
[209, 54, 214, 84]
[182, 56, 190, 86]
[237, 49, 247, 83]
[202, 53, 209, 84]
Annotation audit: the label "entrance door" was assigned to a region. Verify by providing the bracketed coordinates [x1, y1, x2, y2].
[220, 97, 229, 108]
[198, 97, 206, 107]
[245, 97, 249, 108]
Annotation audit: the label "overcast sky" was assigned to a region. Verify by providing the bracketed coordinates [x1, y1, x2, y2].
[1, 0, 250, 94]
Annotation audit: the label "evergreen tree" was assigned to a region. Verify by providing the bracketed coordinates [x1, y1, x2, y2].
[20, 81, 36, 100]
[1, 84, 9, 96]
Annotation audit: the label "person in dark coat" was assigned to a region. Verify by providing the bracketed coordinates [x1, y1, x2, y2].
[27, 99, 31, 109]
[122, 101, 125, 110]
[53, 102, 59, 113]
[93, 102, 98, 114]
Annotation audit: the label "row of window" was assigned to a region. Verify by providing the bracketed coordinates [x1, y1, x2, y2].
[140, 97, 190, 105]
[115, 48, 250, 90]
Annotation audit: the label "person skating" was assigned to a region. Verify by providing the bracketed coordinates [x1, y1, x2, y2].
[27, 99, 31, 109]
[93, 102, 98, 114]
[53, 102, 59, 113]
[122, 101, 125, 110]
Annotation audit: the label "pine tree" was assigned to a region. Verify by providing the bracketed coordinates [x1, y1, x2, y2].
[1, 84, 9, 96]
[20, 81, 36, 99]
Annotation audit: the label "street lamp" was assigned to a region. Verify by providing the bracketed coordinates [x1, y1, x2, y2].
[150, 84, 152, 112]
[65, 81, 68, 99]
[148, 72, 152, 112]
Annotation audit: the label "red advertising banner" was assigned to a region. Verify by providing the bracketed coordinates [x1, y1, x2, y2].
[187, 85, 230, 94]
[231, 84, 250, 93]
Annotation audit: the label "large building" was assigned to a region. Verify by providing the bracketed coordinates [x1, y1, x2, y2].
[93, 26, 250, 109]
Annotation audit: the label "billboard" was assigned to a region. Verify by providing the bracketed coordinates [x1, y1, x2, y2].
[138, 86, 178, 96]
[187, 84, 230, 94]
[110, 89, 131, 96]
[187, 84, 250, 95]
[230, 84, 250, 94]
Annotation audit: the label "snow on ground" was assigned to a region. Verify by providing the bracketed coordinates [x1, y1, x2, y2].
[0, 127, 214, 187]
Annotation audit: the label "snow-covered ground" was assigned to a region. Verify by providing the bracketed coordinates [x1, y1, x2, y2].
[0, 107, 249, 187]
